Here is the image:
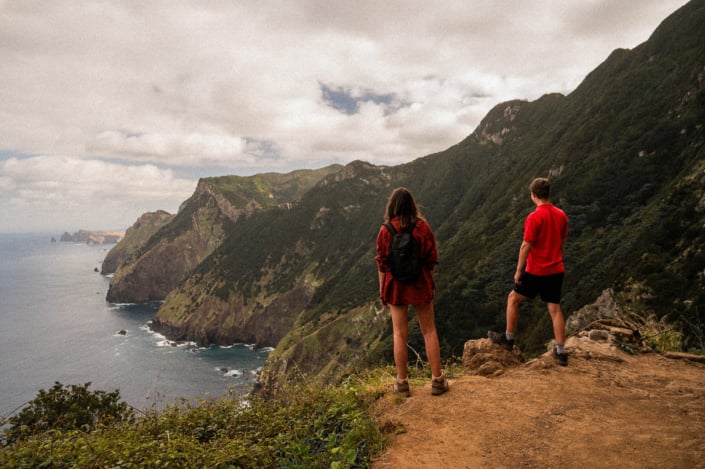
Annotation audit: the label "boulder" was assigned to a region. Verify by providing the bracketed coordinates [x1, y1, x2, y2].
[462, 338, 525, 377]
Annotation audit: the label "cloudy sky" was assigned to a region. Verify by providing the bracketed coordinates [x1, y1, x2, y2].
[0, 0, 687, 233]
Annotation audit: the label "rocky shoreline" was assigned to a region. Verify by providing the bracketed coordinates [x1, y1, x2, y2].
[60, 229, 125, 245]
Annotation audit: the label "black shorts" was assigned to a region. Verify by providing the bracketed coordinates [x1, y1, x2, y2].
[514, 272, 564, 304]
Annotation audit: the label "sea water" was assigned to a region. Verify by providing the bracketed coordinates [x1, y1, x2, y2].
[0, 233, 269, 417]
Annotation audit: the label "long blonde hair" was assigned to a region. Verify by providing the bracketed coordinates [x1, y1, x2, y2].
[384, 187, 423, 228]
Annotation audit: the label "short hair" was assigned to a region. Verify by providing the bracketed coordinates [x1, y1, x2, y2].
[529, 178, 551, 200]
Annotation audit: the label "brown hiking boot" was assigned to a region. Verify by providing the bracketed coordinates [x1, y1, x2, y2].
[488, 331, 515, 350]
[431, 377, 449, 396]
[393, 380, 410, 397]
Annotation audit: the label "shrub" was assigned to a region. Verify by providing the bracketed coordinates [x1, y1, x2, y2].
[1, 376, 389, 468]
[2, 382, 134, 445]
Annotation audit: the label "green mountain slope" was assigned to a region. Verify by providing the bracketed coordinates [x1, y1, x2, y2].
[149, 0, 705, 384]
[105, 165, 341, 303]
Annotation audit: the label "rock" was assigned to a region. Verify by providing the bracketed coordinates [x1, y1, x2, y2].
[561, 335, 625, 362]
[462, 338, 525, 377]
[60, 230, 125, 245]
[117, 330, 127, 335]
[588, 329, 610, 342]
[567, 288, 624, 333]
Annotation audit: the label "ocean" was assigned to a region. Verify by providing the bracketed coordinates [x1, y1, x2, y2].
[0, 233, 269, 418]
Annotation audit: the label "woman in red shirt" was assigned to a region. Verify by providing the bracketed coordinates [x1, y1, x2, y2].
[376, 187, 448, 397]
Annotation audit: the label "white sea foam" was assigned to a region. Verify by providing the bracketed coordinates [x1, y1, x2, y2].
[155, 339, 197, 348]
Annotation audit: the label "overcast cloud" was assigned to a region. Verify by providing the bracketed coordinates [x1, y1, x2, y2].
[0, 0, 687, 233]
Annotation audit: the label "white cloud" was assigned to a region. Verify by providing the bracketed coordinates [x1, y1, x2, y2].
[0, 0, 688, 231]
[89, 130, 249, 166]
[0, 156, 195, 233]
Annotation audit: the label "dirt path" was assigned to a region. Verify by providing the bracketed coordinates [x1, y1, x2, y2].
[372, 344, 705, 469]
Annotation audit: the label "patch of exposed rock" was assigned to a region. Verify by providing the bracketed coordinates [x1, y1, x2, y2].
[462, 338, 525, 377]
[106, 185, 237, 303]
[462, 323, 649, 377]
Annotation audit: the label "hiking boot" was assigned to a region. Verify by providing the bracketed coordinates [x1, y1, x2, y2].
[393, 380, 410, 397]
[553, 347, 568, 366]
[431, 377, 449, 396]
[488, 331, 515, 350]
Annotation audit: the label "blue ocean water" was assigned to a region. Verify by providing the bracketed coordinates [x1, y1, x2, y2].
[0, 233, 269, 417]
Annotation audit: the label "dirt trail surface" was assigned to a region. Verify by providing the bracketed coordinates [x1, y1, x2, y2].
[372, 341, 705, 469]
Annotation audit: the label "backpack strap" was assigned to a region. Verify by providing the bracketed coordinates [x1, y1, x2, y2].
[383, 219, 418, 235]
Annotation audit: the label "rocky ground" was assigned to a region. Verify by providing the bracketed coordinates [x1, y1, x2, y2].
[372, 335, 705, 469]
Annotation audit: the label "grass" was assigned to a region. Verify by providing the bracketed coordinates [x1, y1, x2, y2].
[0, 360, 461, 469]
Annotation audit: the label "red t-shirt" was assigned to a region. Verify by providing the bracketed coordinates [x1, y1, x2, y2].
[375, 217, 438, 306]
[523, 204, 568, 276]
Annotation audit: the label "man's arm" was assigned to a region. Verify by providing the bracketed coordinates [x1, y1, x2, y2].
[514, 241, 532, 285]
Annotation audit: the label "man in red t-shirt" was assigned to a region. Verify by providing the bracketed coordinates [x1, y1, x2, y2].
[489, 178, 569, 366]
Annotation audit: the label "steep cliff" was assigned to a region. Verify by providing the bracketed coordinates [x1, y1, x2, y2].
[152, 161, 393, 348]
[106, 166, 342, 303]
[144, 1, 703, 384]
[101, 211, 174, 275]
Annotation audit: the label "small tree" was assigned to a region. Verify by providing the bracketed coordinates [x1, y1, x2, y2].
[2, 381, 134, 445]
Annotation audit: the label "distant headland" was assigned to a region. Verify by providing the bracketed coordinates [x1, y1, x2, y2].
[58, 230, 125, 245]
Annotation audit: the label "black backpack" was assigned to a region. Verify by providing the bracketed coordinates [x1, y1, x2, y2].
[383, 219, 421, 283]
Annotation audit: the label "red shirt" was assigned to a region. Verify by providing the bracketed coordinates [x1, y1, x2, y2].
[524, 204, 568, 275]
[376, 217, 438, 306]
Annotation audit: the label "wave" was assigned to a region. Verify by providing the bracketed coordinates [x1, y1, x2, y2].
[217, 367, 243, 377]
[138, 324, 275, 354]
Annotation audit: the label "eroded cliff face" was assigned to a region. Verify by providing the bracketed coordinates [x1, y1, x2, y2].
[101, 211, 174, 275]
[152, 282, 315, 348]
[105, 165, 343, 305]
[106, 182, 238, 303]
[149, 161, 397, 384]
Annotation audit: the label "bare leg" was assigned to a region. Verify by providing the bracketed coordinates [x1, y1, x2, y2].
[506, 290, 526, 334]
[415, 302, 442, 378]
[547, 302, 566, 343]
[390, 305, 410, 381]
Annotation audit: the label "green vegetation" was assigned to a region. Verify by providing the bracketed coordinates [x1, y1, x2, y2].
[125, 1, 705, 385]
[2, 382, 134, 446]
[1, 360, 466, 467]
[1, 376, 386, 468]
